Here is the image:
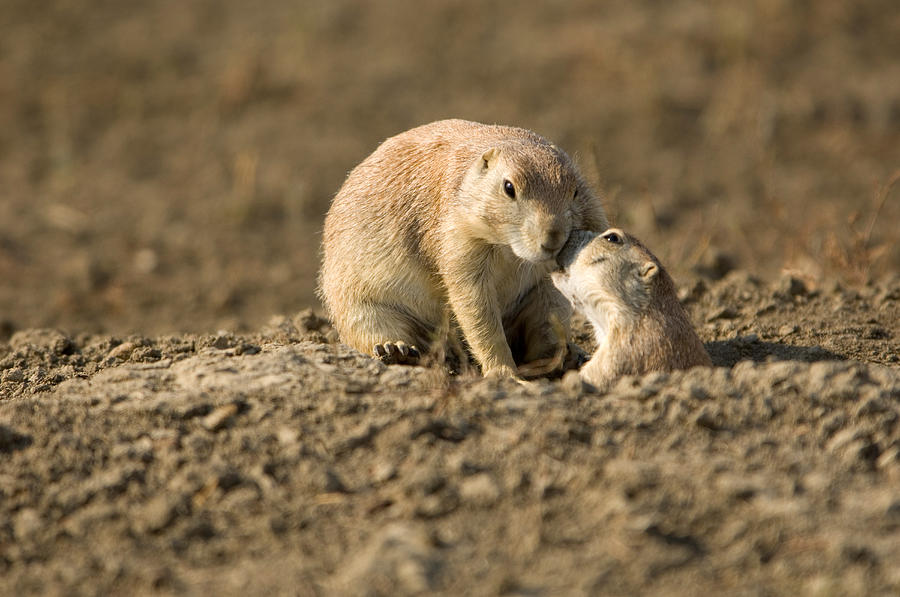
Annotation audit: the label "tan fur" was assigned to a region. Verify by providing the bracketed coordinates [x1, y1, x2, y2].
[552, 228, 712, 389]
[319, 119, 608, 376]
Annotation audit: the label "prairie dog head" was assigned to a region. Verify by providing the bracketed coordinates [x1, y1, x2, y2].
[551, 228, 663, 322]
[458, 141, 606, 264]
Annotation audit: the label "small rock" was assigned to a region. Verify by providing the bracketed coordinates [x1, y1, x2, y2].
[840, 543, 878, 565]
[2, 368, 25, 383]
[131, 346, 162, 362]
[106, 341, 138, 362]
[150, 429, 180, 450]
[843, 440, 881, 465]
[293, 308, 330, 333]
[775, 274, 809, 300]
[826, 427, 865, 453]
[200, 403, 239, 431]
[410, 418, 471, 443]
[133, 248, 158, 274]
[415, 492, 459, 519]
[276, 426, 299, 445]
[372, 460, 397, 484]
[865, 326, 890, 340]
[111, 436, 154, 462]
[707, 307, 739, 322]
[755, 302, 777, 316]
[688, 383, 710, 401]
[233, 342, 260, 355]
[135, 494, 181, 533]
[10, 329, 75, 355]
[737, 333, 760, 345]
[211, 333, 234, 350]
[324, 468, 350, 493]
[694, 406, 723, 431]
[219, 485, 261, 511]
[459, 473, 501, 507]
[876, 446, 900, 469]
[778, 325, 799, 337]
[13, 508, 42, 540]
[261, 316, 300, 342]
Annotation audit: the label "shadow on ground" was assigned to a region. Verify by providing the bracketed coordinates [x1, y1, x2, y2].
[706, 337, 844, 368]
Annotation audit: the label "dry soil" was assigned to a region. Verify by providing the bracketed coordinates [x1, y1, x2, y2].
[2, 1, 900, 595]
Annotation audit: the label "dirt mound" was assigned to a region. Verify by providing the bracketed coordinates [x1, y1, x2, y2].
[2, 276, 899, 595]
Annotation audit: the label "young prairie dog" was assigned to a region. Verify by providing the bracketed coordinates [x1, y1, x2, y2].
[552, 229, 711, 389]
[319, 119, 608, 377]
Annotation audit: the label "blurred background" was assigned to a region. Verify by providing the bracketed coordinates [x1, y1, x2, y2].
[1, 0, 898, 336]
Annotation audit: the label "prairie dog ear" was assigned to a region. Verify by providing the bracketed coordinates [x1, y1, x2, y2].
[481, 147, 501, 170]
[640, 261, 659, 281]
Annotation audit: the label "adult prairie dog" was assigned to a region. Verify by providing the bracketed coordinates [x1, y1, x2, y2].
[319, 119, 608, 377]
[552, 229, 711, 389]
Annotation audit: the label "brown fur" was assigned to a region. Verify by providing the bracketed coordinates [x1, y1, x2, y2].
[319, 119, 608, 376]
[552, 228, 712, 389]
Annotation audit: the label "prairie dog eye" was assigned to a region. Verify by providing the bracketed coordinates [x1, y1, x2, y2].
[602, 232, 622, 244]
[573, 188, 578, 199]
[503, 180, 516, 199]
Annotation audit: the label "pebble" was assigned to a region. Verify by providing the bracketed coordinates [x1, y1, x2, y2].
[276, 426, 299, 445]
[826, 427, 866, 453]
[2, 368, 25, 382]
[415, 493, 459, 518]
[778, 325, 799, 337]
[459, 473, 501, 507]
[13, 508, 42, 540]
[707, 307, 739, 322]
[200, 403, 239, 431]
[105, 341, 138, 362]
[876, 446, 900, 469]
[694, 406, 723, 431]
[134, 494, 180, 533]
[324, 468, 350, 493]
[371, 460, 397, 484]
[775, 274, 809, 299]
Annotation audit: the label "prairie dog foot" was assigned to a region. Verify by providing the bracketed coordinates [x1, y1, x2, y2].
[374, 341, 421, 365]
[564, 342, 589, 370]
[516, 342, 584, 380]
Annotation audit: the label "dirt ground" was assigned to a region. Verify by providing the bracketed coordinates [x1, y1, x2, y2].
[2, 0, 900, 595]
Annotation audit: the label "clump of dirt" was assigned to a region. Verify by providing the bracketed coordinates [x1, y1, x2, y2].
[1, 275, 898, 595]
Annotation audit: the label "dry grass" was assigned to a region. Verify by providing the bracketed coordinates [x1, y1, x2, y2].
[823, 170, 900, 284]
[1, 0, 898, 334]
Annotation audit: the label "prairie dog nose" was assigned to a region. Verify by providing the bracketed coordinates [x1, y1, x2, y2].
[540, 227, 567, 254]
